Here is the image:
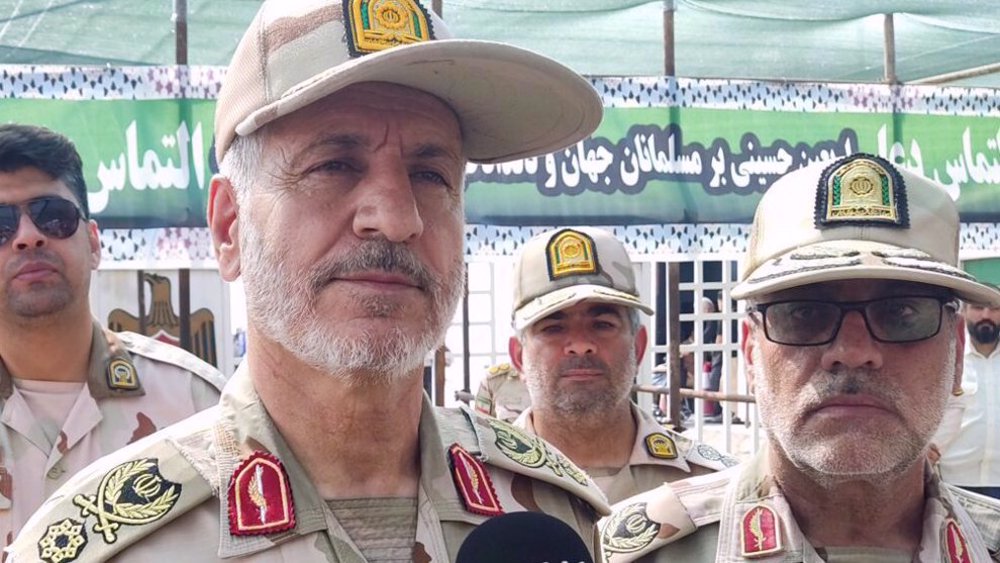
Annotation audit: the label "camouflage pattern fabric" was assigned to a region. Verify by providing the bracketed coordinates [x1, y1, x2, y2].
[0, 320, 224, 549]
[473, 363, 530, 423]
[600, 449, 1000, 562]
[7, 365, 609, 562]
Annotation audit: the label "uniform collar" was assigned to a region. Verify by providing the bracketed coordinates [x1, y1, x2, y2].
[0, 319, 144, 400]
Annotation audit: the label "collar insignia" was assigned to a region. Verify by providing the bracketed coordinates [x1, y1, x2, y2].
[228, 451, 295, 536]
[547, 229, 599, 280]
[815, 153, 908, 228]
[448, 444, 503, 517]
[644, 433, 678, 460]
[71, 458, 181, 544]
[739, 504, 784, 558]
[943, 518, 972, 563]
[106, 358, 139, 391]
[38, 518, 87, 563]
[344, 0, 434, 57]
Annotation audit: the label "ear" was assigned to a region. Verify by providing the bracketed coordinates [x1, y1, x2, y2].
[86, 219, 101, 270]
[741, 319, 757, 395]
[634, 324, 649, 364]
[208, 174, 241, 281]
[509, 335, 525, 373]
[951, 315, 965, 394]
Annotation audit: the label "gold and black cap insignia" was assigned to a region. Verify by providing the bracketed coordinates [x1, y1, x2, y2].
[546, 228, 600, 280]
[344, 0, 435, 58]
[815, 153, 909, 229]
[106, 358, 139, 391]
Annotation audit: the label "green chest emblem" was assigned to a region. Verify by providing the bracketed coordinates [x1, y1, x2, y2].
[71, 458, 182, 544]
[488, 419, 588, 486]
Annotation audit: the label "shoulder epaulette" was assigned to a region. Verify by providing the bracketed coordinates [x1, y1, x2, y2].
[673, 432, 741, 471]
[455, 405, 609, 516]
[116, 331, 227, 392]
[485, 362, 517, 379]
[8, 419, 214, 562]
[946, 482, 1000, 556]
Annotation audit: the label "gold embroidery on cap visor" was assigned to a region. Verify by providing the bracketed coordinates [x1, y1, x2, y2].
[547, 229, 599, 280]
[344, 0, 434, 57]
[816, 154, 908, 228]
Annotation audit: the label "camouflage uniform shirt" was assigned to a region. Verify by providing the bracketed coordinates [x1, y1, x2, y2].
[7, 364, 609, 562]
[600, 449, 1000, 562]
[515, 402, 737, 504]
[473, 363, 530, 423]
[0, 321, 225, 548]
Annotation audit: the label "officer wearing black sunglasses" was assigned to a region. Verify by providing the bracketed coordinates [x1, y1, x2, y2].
[601, 154, 1000, 562]
[0, 124, 225, 546]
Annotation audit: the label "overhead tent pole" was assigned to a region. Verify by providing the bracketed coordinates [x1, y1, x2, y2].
[663, 0, 675, 76]
[883, 13, 897, 85]
[174, 0, 188, 65]
[912, 62, 1000, 85]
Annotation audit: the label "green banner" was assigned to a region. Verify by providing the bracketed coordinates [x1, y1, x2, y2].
[1, 99, 997, 227]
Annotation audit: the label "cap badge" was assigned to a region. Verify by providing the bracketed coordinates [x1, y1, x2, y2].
[344, 0, 435, 57]
[644, 433, 678, 460]
[943, 518, 972, 563]
[106, 358, 139, 391]
[228, 452, 295, 536]
[547, 229, 599, 280]
[739, 504, 784, 558]
[815, 153, 908, 228]
[448, 444, 503, 517]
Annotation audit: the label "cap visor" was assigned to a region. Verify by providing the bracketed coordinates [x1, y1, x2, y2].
[732, 240, 1000, 306]
[235, 39, 602, 164]
[514, 285, 654, 331]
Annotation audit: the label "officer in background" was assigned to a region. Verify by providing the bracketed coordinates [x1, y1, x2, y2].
[933, 295, 1000, 499]
[510, 227, 736, 504]
[8, 1, 609, 560]
[601, 154, 1000, 561]
[474, 362, 530, 422]
[0, 124, 225, 547]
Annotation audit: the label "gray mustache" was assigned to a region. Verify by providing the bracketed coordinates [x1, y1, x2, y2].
[309, 240, 435, 292]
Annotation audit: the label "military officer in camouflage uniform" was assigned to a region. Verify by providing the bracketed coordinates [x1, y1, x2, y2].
[601, 154, 1000, 562]
[509, 227, 736, 505]
[0, 124, 225, 548]
[7, 1, 609, 561]
[474, 362, 530, 422]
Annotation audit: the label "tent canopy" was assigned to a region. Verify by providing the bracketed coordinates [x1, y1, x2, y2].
[0, 1, 997, 87]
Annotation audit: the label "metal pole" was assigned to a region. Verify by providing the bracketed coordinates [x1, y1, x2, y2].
[667, 262, 682, 427]
[432, 0, 442, 17]
[911, 62, 1000, 85]
[663, 0, 675, 76]
[173, 0, 188, 65]
[883, 13, 897, 85]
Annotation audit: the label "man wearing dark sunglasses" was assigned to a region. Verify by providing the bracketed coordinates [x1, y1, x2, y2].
[601, 153, 1000, 562]
[0, 124, 225, 548]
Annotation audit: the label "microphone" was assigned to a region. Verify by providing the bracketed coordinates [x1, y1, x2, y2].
[455, 511, 594, 563]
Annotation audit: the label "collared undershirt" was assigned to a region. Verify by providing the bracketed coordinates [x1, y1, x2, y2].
[326, 497, 418, 562]
[12, 378, 86, 449]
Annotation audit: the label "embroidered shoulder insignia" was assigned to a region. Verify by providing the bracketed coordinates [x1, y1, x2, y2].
[344, 0, 434, 57]
[228, 451, 295, 536]
[644, 433, 677, 460]
[601, 502, 660, 558]
[106, 358, 139, 391]
[943, 518, 972, 563]
[448, 444, 503, 517]
[37, 518, 87, 563]
[546, 229, 599, 280]
[71, 458, 181, 544]
[815, 153, 908, 228]
[740, 504, 784, 558]
[487, 418, 589, 485]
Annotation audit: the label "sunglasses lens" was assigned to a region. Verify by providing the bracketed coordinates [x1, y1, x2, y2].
[0, 205, 17, 246]
[26, 198, 81, 240]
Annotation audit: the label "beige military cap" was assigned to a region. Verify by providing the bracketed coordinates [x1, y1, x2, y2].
[731, 153, 1000, 306]
[512, 227, 654, 331]
[214, 0, 603, 165]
